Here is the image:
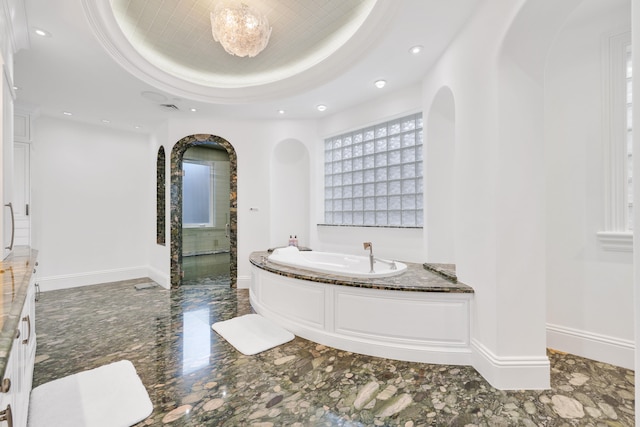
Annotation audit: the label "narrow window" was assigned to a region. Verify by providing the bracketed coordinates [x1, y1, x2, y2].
[323, 113, 423, 227]
[183, 160, 215, 227]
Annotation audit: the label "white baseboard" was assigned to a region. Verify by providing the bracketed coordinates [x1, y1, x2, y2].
[37, 266, 152, 292]
[546, 323, 634, 370]
[237, 275, 251, 289]
[471, 339, 550, 390]
[147, 266, 170, 289]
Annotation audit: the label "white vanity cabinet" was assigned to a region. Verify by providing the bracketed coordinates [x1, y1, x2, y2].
[0, 343, 17, 427]
[0, 250, 37, 427]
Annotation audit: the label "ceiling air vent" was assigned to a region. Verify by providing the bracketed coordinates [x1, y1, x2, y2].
[160, 103, 179, 111]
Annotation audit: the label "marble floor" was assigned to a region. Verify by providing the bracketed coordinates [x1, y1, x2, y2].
[33, 278, 634, 426]
[181, 252, 231, 282]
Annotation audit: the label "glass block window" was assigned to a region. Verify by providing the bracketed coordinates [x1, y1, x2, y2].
[324, 113, 423, 227]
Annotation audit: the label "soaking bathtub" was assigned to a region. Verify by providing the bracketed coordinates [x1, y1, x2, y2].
[249, 250, 474, 366]
[267, 246, 407, 278]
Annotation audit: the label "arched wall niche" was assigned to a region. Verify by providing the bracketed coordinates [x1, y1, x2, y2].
[170, 134, 238, 288]
[270, 139, 310, 248]
[425, 86, 456, 263]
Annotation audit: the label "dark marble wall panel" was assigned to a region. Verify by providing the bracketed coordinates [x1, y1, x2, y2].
[156, 146, 166, 246]
[170, 135, 237, 288]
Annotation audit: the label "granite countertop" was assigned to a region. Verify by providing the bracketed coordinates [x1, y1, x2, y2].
[249, 251, 473, 293]
[0, 246, 38, 380]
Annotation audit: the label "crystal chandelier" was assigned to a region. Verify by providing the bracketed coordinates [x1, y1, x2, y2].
[210, 1, 272, 58]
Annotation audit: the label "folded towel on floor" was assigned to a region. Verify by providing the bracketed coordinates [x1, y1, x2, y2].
[212, 313, 295, 355]
[28, 360, 153, 427]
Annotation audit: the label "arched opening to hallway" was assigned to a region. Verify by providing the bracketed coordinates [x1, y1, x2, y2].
[169, 134, 238, 288]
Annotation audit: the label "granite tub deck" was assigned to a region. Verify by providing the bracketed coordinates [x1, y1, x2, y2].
[32, 280, 635, 426]
[422, 263, 457, 284]
[249, 251, 472, 293]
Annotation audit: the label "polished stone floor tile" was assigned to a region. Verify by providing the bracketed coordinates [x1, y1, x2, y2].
[33, 279, 634, 426]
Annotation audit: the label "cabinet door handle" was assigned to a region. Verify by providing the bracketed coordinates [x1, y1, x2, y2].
[0, 404, 12, 427]
[3, 203, 14, 251]
[21, 315, 31, 345]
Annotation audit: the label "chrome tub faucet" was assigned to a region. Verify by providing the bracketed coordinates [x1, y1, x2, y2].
[363, 242, 375, 273]
[363, 241, 397, 273]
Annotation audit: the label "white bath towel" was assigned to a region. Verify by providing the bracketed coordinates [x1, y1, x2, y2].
[212, 313, 295, 355]
[272, 246, 300, 255]
[28, 360, 153, 427]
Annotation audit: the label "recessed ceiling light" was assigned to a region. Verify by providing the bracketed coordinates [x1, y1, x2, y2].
[374, 80, 386, 89]
[101, 119, 110, 124]
[63, 111, 72, 116]
[409, 45, 423, 55]
[316, 104, 327, 112]
[278, 109, 285, 115]
[12, 86, 19, 91]
[190, 108, 197, 112]
[34, 28, 51, 37]
[134, 125, 141, 129]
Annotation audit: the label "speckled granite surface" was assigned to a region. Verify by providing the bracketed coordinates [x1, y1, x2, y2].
[422, 263, 457, 284]
[250, 251, 473, 294]
[0, 246, 37, 379]
[34, 279, 634, 426]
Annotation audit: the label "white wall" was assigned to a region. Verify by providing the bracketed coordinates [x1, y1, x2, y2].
[31, 116, 153, 290]
[148, 124, 170, 288]
[418, 0, 589, 389]
[632, 1, 640, 423]
[270, 139, 310, 249]
[545, 0, 633, 369]
[164, 117, 318, 288]
[313, 84, 425, 263]
[425, 86, 455, 263]
[421, 4, 505, 383]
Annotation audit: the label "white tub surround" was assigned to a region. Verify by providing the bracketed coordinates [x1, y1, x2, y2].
[249, 251, 474, 366]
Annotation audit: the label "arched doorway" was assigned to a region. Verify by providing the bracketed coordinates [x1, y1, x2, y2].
[170, 134, 237, 288]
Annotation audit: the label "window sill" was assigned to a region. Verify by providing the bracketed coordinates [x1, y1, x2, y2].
[596, 231, 633, 252]
[317, 224, 423, 229]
